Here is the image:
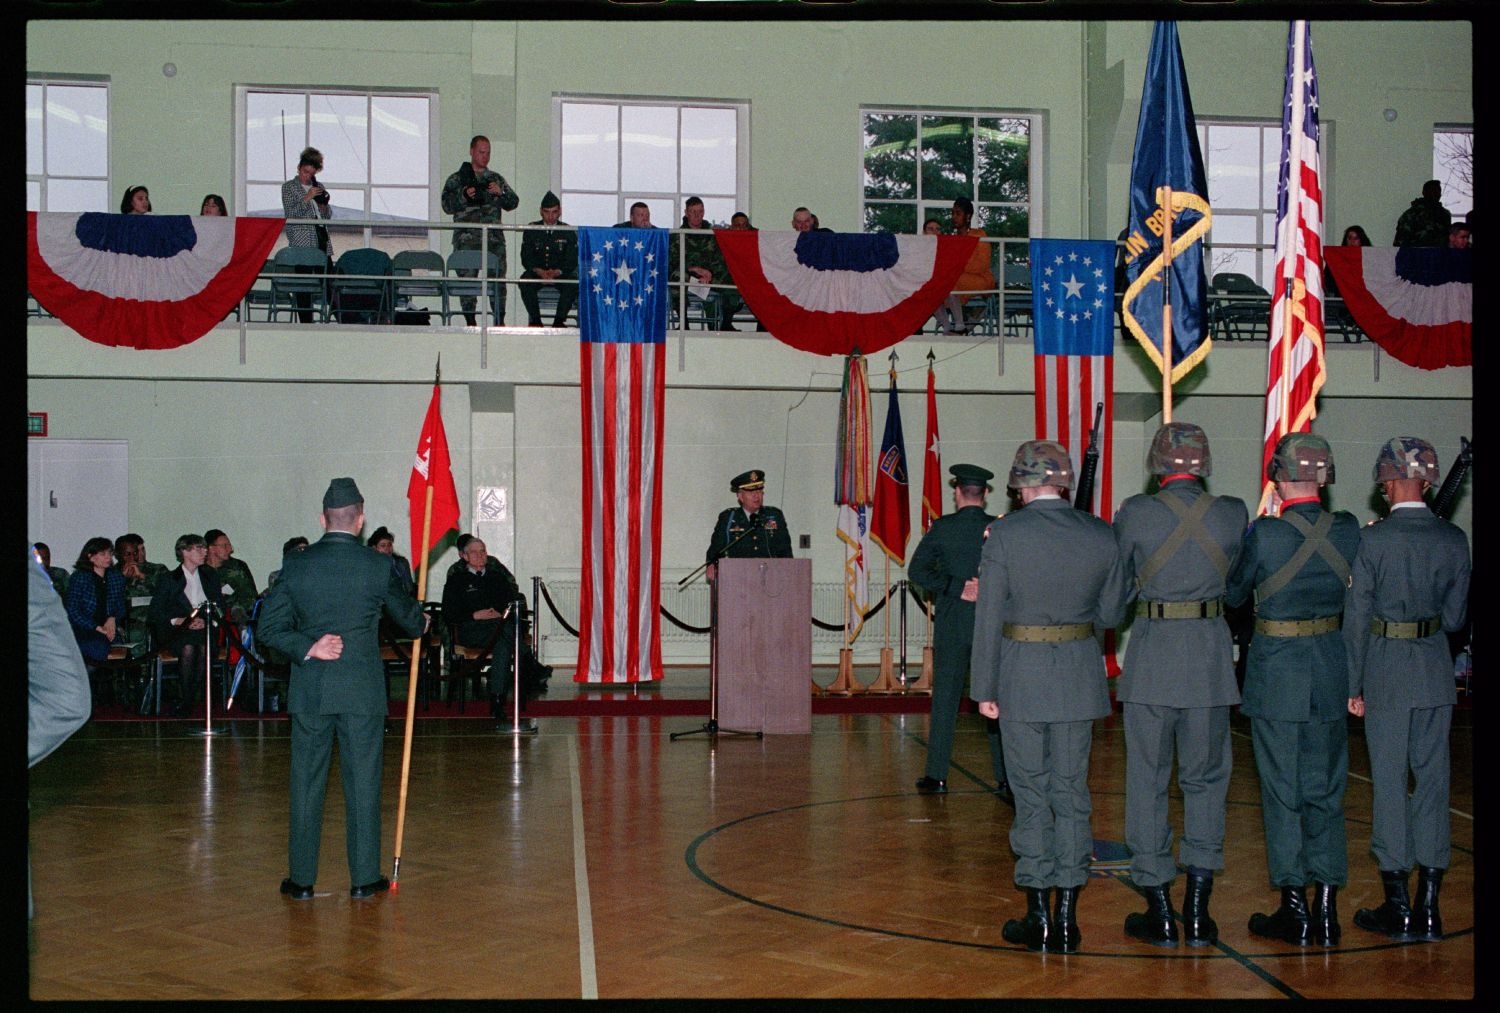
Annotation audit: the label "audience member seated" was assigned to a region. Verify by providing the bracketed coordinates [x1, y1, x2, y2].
[120, 185, 151, 215]
[367, 526, 416, 597]
[267, 535, 309, 587]
[65, 537, 128, 665]
[150, 534, 224, 715]
[923, 218, 966, 335]
[791, 207, 814, 233]
[442, 536, 524, 712]
[726, 211, 764, 331]
[200, 194, 228, 217]
[1448, 222, 1472, 249]
[615, 202, 656, 229]
[520, 190, 579, 328]
[33, 542, 69, 597]
[950, 197, 995, 324]
[675, 196, 741, 331]
[205, 528, 258, 623]
[114, 533, 166, 649]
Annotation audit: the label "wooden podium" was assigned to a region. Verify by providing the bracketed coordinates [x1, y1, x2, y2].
[715, 558, 812, 734]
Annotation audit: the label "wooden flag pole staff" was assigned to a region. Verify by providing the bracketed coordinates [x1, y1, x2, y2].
[1161, 185, 1175, 424]
[390, 483, 435, 891]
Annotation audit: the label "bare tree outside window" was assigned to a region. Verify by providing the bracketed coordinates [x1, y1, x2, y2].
[1434, 129, 1473, 218]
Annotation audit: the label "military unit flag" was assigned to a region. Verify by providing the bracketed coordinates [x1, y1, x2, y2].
[1030, 238, 1116, 520]
[1260, 20, 1327, 515]
[921, 359, 942, 532]
[1120, 20, 1214, 384]
[869, 369, 911, 565]
[576, 226, 669, 684]
[407, 382, 461, 567]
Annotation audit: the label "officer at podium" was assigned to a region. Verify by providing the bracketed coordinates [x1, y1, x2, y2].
[706, 470, 793, 581]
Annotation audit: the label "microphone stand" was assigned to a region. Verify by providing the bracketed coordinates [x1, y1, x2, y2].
[671, 515, 767, 741]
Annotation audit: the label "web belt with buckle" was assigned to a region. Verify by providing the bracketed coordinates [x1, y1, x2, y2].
[1254, 614, 1341, 637]
[1001, 622, 1095, 643]
[1137, 598, 1224, 620]
[1370, 617, 1441, 639]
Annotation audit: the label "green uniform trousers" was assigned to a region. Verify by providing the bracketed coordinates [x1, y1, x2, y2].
[289, 711, 386, 887]
[926, 639, 1006, 785]
[1364, 704, 1452, 872]
[1124, 702, 1232, 885]
[1002, 718, 1094, 888]
[1249, 715, 1348, 886]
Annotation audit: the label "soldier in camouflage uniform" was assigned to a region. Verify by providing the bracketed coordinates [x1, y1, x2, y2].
[1346, 437, 1470, 942]
[971, 441, 1129, 953]
[674, 196, 741, 330]
[114, 533, 167, 651]
[441, 135, 520, 325]
[907, 463, 1008, 800]
[205, 528, 258, 623]
[1393, 179, 1452, 248]
[519, 191, 578, 327]
[1113, 422, 1248, 949]
[1226, 433, 1361, 947]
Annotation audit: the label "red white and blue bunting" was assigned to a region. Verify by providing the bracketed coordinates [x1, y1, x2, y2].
[1324, 246, 1471, 370]
[28, 212, 284, 350]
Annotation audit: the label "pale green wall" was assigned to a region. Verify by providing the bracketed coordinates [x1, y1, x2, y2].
[27, 16, 1473, 664]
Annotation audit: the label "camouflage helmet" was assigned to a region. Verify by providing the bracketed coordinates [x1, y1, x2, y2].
[1147, 422, 1212, 477]
[1373, 436, 1441, 483]
[1008, 440, 1075, 490]
[1267, 432, 1335, 484]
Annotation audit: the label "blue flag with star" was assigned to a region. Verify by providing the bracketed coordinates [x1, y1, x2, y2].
[1030, 238, 1117, 356]
[578, 226, 669, 345]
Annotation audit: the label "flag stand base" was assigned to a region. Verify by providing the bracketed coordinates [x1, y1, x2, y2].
[907, 646, 934, 694]
[826, 649, 861, 695]
[866, 647, 901, 694]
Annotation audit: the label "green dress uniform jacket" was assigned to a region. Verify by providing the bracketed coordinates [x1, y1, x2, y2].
[968, 497, 1128, 888]
[908, 504, 1001, 783]
[1343, 504, 1470, 873]
[1113, 478, 1248, 885]
[1225, 501, 1361, 887]
[257, 530, 426, 888]
[706, 506, 793, 563]
[519, 219, 578, 325]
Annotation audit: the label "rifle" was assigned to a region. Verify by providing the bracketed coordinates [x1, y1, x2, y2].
[1073, 401, 1105, 513]
[1430, 436, 1472, 520]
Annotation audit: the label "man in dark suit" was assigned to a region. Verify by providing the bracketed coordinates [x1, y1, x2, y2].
[971, 442, 1128, 953]
[907, 463, 1008, 800]
[1345, 437, 1470, 941]
[257, 477, 428, 901]
[1226, 433, 1361, 947]
[1113, 422, 1248, 948]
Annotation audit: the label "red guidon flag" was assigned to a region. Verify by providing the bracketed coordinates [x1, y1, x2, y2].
[921, 362, 942, 532]
[407, 384, 461, 567]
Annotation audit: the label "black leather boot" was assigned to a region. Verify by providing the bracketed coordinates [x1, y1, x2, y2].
[1310, 883, 1341, 946]
[1124, 884, 1179, 947]
[1248, 885, 1311, 945]
[1049, 885, 1082, 954]
[1354, 869, 1414, 938]
[1412, 867, 1444, 941]
[1002, 887, 1052, 951]
[1181, 873, 1219, 946]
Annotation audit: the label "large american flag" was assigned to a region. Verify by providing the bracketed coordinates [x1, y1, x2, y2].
[576, 226, 667, 684]
[1259, 20, 1326, 516]
[1030, 238, 1115, 519]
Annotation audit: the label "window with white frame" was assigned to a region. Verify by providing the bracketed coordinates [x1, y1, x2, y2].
[1196, 119, 1282, 290]
[861, 108, 1039, 256]
[555, 97, 747, 228]
[27, 79, 110, 213]
[238, 87, 435, 255]
[1434, 126, 1473, 219]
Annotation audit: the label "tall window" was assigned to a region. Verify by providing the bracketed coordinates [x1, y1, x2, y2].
[861, 108, 1039, 252]
[26, 79, 110, 212]
[1196, 119, 1280, 289]
[238, 87, 435, 254]
[555, 97, 747, 228]
[1434, 126, 1473, 219]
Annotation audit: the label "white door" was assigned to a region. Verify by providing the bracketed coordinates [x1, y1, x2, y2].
[28, 439, 129, 565]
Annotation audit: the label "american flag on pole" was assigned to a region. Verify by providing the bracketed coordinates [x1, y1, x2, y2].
[576, 226, 668, 684]
[921, 359, 942, 532]
[1031, 238, 1116, 519]
[1259, 20, 1326, 516]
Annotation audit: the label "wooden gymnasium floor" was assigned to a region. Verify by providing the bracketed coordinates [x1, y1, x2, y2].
[26, 686, 1473, 1001]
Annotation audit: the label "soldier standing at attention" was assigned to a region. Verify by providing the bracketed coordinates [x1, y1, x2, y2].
[442, 134, 520, 326]
[1113, 422, 1248, 948]
[705, 470, 792, 582]
[257, 478, 429, 901]
[907, 464, 1009, 801]
[1345, 437, 1470, 942]
[970, 442, 1128, 953]
[1226, 433, 1361, 947]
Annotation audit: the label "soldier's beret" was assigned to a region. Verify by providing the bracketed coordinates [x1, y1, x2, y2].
[948, 463, 994, 487]
[322, 476, 363, 509]
[540, 190, 560, 209]
[731, 470, 766, 492]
